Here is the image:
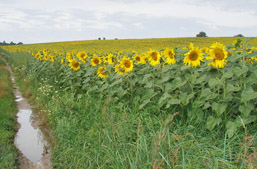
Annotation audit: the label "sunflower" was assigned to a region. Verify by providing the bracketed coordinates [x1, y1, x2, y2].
[184, 45, 203, 67]
[49, 55, 55, 62]
[206, 42, 228, 68]
[69, 59, 80, 71]
[66, 52, 72, 62]
[115, 64, 125, 75]
[97, 66, 108, 79]
[34, 52, 42, 60]
[103, 56, 109, 63]
[133, 55, 142, 64]
[163, 48, 176, 65]
[91, 55, 102, 66]
[147, 50, 161, 66]
[76, 51, 87, 63]
[200, 47, 209, 53]
[107, 53, 114, 65]
[120, 58, 133, 73]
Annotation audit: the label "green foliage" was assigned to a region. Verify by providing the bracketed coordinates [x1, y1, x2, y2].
[0, 58, 19, 168]
[196, 31, 207, 37]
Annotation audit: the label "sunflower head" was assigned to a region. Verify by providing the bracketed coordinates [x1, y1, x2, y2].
[69, 59, 80, 71]
[120, 58, 133, 73]
[133, 55, 142, 64]
[107, 53, 114, 65]
[206, 42, 228, 68]
[184, 47, 203, 67]
[163, 48, 176, 65]
[91, 55, 102, 66]
[97, 66, 108, 79]
[148, 50, 161, 66]
[76, 51, 87, 63]
[115, 64, 126, 75]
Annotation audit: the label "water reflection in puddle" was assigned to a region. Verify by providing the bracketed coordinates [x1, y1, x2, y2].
[15, 109, 46, 163]
[15, 95, 24, 102]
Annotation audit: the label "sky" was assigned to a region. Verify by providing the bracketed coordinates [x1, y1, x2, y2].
[0, 0, 257, 44]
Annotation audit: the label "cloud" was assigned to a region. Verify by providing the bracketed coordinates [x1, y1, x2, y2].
[0, 0, 257, 43]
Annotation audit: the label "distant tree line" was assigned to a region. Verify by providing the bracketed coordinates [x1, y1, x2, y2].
[196, 32, 245, 38]
[0, 41, 23, 46]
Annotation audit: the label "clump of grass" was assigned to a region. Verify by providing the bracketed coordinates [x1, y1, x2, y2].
[0, 57, 19, 168]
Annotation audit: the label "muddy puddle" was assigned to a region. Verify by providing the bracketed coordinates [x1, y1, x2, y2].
[1, 56, 52, 169]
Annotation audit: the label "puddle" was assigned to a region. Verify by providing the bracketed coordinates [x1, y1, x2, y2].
[15, 109, 47, 163]
[15, 95, 24, 102]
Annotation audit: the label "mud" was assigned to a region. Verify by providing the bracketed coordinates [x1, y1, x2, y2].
[0, 56, 53, 169]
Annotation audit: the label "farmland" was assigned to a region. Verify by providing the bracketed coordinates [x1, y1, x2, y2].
[1, 37, 256, 168]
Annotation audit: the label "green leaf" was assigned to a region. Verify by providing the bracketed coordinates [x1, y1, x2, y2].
[142, 74, 151, 82]
[139, 99, 151, 110]
[195, 74, 207, 84]
[203, 102, 211, 110]
[109, 78, 122, 87]
[208, 78, 218, 88]
[233, 66, 249, 77]
[179, 92, 195, 105]
[200, 88, 217, 101]
[212, 102, 227, 117]
[239, 103, 254, 116]
[207, 116, 221, 131]
[226, 121, 238, 138]
[158, 92, 171, 105]
[166, 98, 181, 108]
[145, 80, 153, 88]
[170, 77, 187, 91]
[225, 83, 241, 93]
[221, 70, 233, 80]
[162, 72, 171, 83]
[241, 87, 257, 103]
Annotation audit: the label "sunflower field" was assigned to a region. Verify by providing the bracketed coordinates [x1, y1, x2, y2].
[1, 37, 257, 168]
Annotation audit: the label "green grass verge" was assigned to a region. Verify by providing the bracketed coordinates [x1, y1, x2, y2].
[0, 58, 19, 168]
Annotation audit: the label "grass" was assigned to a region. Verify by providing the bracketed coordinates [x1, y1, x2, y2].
[14, 71, 256, 169]
[0, 57, 19, 168]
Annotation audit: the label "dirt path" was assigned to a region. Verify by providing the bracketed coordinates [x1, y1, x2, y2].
[0, 56, 53, 169]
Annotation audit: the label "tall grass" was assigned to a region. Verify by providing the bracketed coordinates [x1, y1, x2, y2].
[0, 57, 19, 168]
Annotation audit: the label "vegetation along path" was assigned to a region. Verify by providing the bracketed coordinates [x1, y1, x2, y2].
[0, 56, 52, 169]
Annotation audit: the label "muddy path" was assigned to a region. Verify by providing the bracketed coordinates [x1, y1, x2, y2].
[1, 56, 53, 169]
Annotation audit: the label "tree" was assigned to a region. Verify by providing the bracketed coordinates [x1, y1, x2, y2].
[17, 42, 23, 45]
[196, 31, 207, 37]
[234, 34, 244, 37]
[10, 41, 16, 45]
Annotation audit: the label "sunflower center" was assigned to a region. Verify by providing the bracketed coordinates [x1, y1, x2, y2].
[168, 51, 174, 58]
[124, 61, 131, 68]
[94, 58, 99, 64]
[81, 53, 86, 58]
[135, 56, 141, 62]
[73, 61, 79, 67]
[151, 52, 158, 61]
[189, 51, 198, 61]
[214, 49, 224, 60]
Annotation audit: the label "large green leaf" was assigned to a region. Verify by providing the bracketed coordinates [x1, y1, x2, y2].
[239, 103, 255, 116]
[233, 65, 249, 77]
[207, 116, 221, 131]
[212, 102, 227, 117]
[226, 121, 238, 138]
[241, 86, 257, 103]
[158, 92, 171, 105]
[208, 78, 218, 89]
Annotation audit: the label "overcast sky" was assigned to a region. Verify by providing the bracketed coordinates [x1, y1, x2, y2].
[0, 0, 257, 44]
